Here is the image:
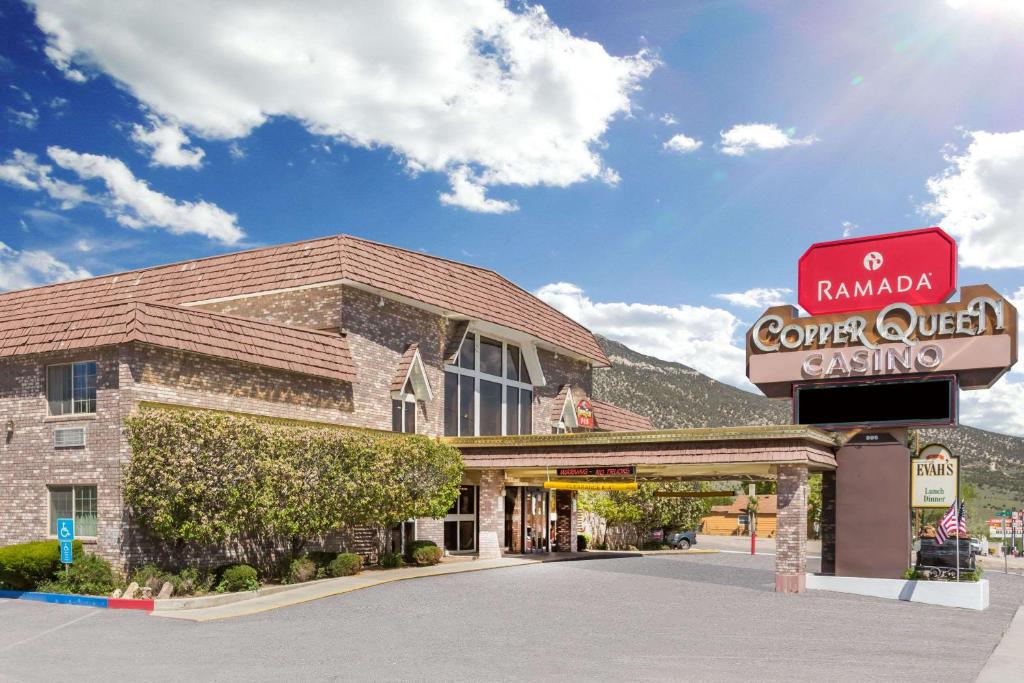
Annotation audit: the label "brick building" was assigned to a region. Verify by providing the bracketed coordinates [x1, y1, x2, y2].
[0, 235, 654, 565]
[0, 234, 833, 591]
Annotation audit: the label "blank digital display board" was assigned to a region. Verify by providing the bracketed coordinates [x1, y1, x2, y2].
[794, 376, 957, 429]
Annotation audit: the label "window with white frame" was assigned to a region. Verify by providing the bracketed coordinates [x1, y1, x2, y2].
[49, 485, 98, 537]
[444, 333, 533, 436]
[391, 379, 417, 434]
[46, 361, 97, 416]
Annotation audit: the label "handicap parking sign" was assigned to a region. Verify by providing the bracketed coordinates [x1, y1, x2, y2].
[57, 518, 74, 542]
[60, 540, 74, 564]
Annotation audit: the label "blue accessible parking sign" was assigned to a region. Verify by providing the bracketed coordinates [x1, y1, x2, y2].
[57, 518, 74, 564]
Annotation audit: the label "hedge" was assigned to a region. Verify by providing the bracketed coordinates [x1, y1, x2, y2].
[411, 546, 443, 566]
[218, 564, 259, 592]
[0, 540, 84, 590]
[328, 553, 363, 577]
[123, 408, 464, 562]
[37, 553, 116, 596]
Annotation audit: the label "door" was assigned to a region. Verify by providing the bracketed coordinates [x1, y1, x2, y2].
[444, 485, 477, 553]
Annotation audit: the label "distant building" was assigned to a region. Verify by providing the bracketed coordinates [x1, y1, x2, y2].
[701, 495, 779, 537]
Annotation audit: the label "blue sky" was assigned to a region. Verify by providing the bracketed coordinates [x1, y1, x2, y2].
[2, 0, 1023, 433]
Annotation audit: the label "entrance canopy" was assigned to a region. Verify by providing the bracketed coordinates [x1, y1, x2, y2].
[445, 425, 838, 484]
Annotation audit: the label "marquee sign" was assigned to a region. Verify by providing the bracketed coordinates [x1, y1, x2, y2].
[911, 444, 958, 508]
[798, 227, 957, 315]
[556, 466, 636, 477]
[747, 285, 1018, 398]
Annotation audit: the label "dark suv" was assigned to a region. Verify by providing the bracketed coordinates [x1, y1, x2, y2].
[667, 530, 698, 550]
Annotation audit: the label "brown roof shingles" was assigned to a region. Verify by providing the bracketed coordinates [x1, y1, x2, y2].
[0, 301, 355, 383]
[0, 235, 608, 366]
[390, 343, 419, 392]
[590, 399, 655, 432]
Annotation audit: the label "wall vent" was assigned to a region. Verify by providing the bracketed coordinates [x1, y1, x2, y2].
[53, 427, 86, 448]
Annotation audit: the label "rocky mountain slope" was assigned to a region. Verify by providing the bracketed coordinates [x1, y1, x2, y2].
[592, 336, 1024, 520]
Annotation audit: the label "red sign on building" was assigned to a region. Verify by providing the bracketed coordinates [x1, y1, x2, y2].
[798, 227, 957, 315]
[576, 399, 594, 429]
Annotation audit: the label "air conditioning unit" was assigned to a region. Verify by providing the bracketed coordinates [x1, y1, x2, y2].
[53, 427, 86, 448]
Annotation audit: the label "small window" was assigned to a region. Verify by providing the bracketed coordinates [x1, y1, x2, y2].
[458, 333, 476, 370]
[391, 390, 416, 434]
[47, 362, 97, 415]
[49, 485, 98, 537]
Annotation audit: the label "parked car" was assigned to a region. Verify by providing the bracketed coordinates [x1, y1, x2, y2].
[667, 530, 698, 550]
[970, 538, 982, 556]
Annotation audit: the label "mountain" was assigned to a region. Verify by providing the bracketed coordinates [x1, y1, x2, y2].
[592, 336, 1024, 526]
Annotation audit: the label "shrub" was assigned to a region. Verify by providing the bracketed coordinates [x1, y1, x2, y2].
[329, 553, 363, 577]
[0, 540, 84, 590]
[218, 564, 259, 592]
[641, 541, 666, 551]
[411, 546, 443, 566]
[595, 542, 608, 551]
[286, 557, 317, 584]
[131, 563, 174, 593]
[577, 534, 590, 551]
[378, 552, 403, 569]
[176, 567, 215, 595]
[37, 553, 116, 596]
[404, 540, 437, 561]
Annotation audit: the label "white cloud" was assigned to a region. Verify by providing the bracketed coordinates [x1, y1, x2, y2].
[841, 220, 857, 237]
[0, 149, 92, 208]
[535, 282, 752, 389]
[7, 107, 40, 129]
[31, 0, 655, 212]
[0, 148, 243, 244]
[659, 113, 677, 126]
[714, 287, 793, 309]
[663, 133, 702, 154]
[922, 129, 1024, 269]
[227, 142, 246, 160]
[439, 166, 518, 213]
[718, 123, 817, 156]
[47, 146, 244, 244]
[0, 241, 91, 291]
[131, 115, 205, 169]
[960, 377, 1024, 438]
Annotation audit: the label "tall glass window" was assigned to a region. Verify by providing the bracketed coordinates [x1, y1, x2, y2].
[47, 362, 97, 416]
[443, 333, 534, 437]
[391, 380, 416, 434]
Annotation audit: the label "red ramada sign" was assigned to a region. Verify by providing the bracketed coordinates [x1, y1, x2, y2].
[798, 227, 957, 316]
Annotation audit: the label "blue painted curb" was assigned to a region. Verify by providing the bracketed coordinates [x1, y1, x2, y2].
[0, 589, 109, 608]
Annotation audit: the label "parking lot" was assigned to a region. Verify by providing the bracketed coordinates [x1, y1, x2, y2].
[1, 552, 1020, 682]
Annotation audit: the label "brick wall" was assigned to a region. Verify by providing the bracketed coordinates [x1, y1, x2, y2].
[533, 349, 592, 435]
[477, 469, 503, 559]
[555, 490, 577, 552]
[0, 349, 124, 564]
[775, 464, 809, 593]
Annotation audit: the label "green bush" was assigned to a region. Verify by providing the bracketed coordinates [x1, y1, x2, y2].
[37, 553, 116, 596]
[404, 540, 437, 561]
[595, 542, 608, 550]
[577, 534, 590, 551]
[131, 563, 174, 593]
[176, 567, 216, 595]
[218, 564, 259, 592]
[378, 552, 403, 569]
[286, 557, 317, 584]
[640, 541, 665, 550]
[0, 540, 84, 590]
[329, 553, 363, 577]
[411, 545, 443, 566]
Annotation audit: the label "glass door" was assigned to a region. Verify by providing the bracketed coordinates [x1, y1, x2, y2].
[524, 487, 549, 553]
[444, 485, 477, 553]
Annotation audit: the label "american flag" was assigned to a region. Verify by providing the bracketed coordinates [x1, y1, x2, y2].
[934, 501, 967, 546]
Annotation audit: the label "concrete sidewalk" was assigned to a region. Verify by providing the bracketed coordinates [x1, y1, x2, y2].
[153, 551, 658, 622]
[976, 604, 1024, 682]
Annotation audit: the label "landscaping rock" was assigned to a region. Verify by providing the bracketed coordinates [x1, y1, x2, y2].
[122, 581, 139, 599]
[111, 588, 122, 598]
[157, 581, 173, 599]
[140, 586, 152, 599]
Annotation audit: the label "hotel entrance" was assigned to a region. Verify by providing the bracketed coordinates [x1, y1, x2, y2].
[444, 485, 477, 553]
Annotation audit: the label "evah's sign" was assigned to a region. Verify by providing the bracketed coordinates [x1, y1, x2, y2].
[911, 444, 958, 508]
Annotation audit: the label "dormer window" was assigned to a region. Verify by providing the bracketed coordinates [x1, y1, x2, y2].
[444, 332, 534, 437]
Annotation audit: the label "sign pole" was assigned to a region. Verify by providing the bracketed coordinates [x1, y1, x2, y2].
[1004, 515, 1009, 574]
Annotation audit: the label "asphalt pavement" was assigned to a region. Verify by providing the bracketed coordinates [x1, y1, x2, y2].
[1, 551, 1021, 682]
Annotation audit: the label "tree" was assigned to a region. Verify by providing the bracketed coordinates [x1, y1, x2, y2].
[579, 482, 711, 548]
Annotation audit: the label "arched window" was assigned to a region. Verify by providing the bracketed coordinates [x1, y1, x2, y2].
[443, 332, 534, 436]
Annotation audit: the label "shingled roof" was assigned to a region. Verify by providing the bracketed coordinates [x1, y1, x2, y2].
[0, 235, 608, 366]
[590, 399, 655, 432]
[0, 301, 356, 382]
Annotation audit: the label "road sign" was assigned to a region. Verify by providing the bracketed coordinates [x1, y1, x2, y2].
[56, 517, 75, 542]
[60, 541, 73, 564]
[797, 227, 957, 315]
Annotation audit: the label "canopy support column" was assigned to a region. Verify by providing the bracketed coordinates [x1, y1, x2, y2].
[775, 463, 808, 593]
